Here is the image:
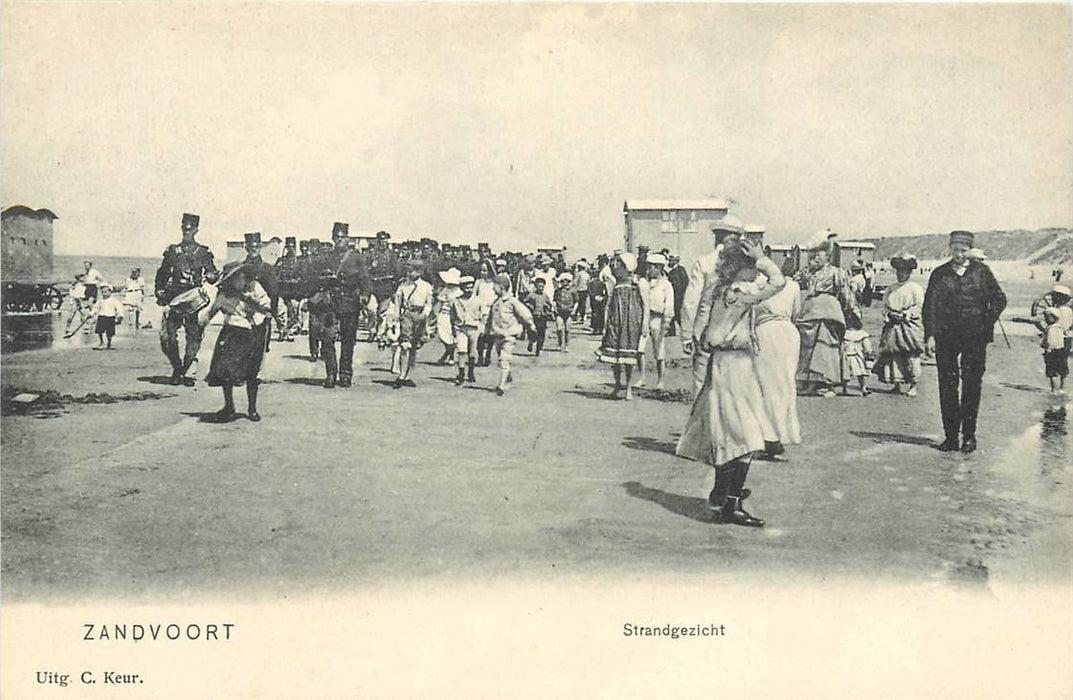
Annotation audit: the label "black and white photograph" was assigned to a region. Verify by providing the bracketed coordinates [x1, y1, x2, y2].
[2, 2, 1072, 698]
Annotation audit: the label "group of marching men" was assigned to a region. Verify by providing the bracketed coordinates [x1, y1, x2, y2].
[152, 213, 662, 394]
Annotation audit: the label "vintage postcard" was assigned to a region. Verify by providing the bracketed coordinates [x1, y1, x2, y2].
[2, 3, 1071, 698]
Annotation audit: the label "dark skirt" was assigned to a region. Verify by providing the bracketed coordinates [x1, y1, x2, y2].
[206, 323, 268, 387]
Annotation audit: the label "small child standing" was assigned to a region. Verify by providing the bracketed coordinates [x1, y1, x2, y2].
[525, 277, 555, 356]
[841, 316, 873, 396]
[486, 273, 537, 396]
[553, 272, 576, 352]
[93, 284, 124, 350]
[1041, 301, 1072, 394]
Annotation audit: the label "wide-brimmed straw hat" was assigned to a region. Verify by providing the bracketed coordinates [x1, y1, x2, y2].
[438, 267, 462, 285]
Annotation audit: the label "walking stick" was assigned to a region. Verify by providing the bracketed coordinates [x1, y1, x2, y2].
[998, 319, 1011, 349]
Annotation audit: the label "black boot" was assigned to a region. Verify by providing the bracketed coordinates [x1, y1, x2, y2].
[467, 362, 476, 383]
[721, 496, 765, 527]
[455, 368, 466, 386]
[324, 375, 336, 389]
[937, 437, 960, 452]
[707, 465, 734, 514]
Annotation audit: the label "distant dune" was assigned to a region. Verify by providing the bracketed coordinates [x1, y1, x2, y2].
[865, 228, 1073, 265]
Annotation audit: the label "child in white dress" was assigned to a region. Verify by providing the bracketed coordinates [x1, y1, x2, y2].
[841, 316, 873, 396]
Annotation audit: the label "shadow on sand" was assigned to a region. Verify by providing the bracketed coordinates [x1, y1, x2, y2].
[1001, 382, 1047, 394]
[137, 375, 177, 386]
[180, 410, 249, 424]
[622, 481, 714, 523]
[851, 430, 936, 446]
[283, 377, 326, 387]
[562, 388, 618, 402]
[622, 436, 678, 456]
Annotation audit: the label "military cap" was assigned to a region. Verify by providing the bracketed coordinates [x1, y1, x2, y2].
[332, 222, 349, 236]
[285, 236, 297, 247]
[182, 213, 200, 227]
[949, 230, 974, 247]
[244, 232, 261, 245]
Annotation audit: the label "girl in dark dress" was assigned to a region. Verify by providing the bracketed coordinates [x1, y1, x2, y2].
[596, 253, 648, 400]
[202, 263, 272, 422]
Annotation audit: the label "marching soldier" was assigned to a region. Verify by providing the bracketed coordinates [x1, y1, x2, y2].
[300, 238, 324, 360]
[241, 233, 280, 314]
[274, 236, 302, 340]
[368, 230, 400, 315]
[315, 222, 372, 388]
[155, 212, 219, 385]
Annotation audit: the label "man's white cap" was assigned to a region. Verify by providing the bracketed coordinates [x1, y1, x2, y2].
[711, 213, 745, 234]
[1053, 284, 1072, 297]
[647, 253, 668, 267]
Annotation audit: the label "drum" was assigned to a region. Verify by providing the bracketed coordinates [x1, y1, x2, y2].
[168, 287, 210, 317]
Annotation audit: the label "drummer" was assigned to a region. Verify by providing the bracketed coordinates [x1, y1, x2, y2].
[155, 212, 219, 385]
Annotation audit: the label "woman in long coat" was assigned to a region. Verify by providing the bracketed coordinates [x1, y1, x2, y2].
[676, 238, 786, 527]
[754, 259, 803, 457]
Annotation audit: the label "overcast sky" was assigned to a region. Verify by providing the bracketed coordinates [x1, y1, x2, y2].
[3, 3, 1071, 258]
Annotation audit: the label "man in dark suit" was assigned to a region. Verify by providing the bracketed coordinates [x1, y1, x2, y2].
[923, 230, 1007, 453]
[667, 254, 688, 336]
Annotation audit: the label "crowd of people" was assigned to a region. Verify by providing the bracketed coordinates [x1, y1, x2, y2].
[61, 212, 1073, 528]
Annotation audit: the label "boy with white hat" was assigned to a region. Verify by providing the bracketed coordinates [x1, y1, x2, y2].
[392, 259, 435, 388]
[1040, 285, 1072, 393]
[93, 284, 125, 350]
[450, 275, 484, 385]
[642, 253, 675, 390]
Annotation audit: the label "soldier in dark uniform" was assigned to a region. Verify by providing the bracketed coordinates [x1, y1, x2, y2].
[299, 238, 323, 360]
[274, 236, 302, 340]
[368, 230, 400, 315]
[924, 231, 1007, 453]
[315, 222, 372, 388]
[155, 212, 219, 385]
[241, 233, 280, 315]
